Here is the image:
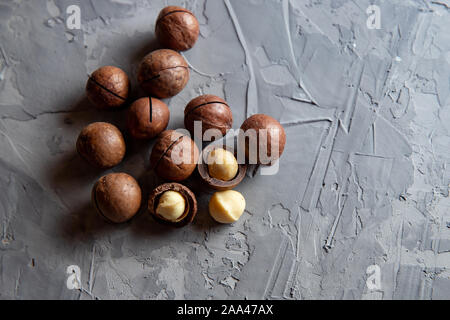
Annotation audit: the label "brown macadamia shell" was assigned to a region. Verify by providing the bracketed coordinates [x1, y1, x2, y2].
[76, 122, 126, 169]
[150, 130, 199, 182]
[92, 173, 142, 224]
[127, 97, 170, 140]
[137, 49, 189, 99]
[240, 114, 286, 165]
[148, 183, 197, 227]
[155, 6, 200, 52]
[86, 66, 130, 110]
[184, 95, 233, 140]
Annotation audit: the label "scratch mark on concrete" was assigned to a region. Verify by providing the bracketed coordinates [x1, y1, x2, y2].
[88, 244, 95, 295]
[224, 0, 258, 118]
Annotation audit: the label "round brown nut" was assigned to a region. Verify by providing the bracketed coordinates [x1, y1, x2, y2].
[198, 145, 247, 191]
[148, 183, 197, 227]
[76, 122, 126, 169]
[155, 6, 200, 52]
[127, 97, 170, 140]
[184, 95, 233, 140]
[240, 114, 286, 165]
[150, 130, 199, 182]
[86, 66, 130, 110]
[137, 49, 189, 99]
[92, 173, 142, 224]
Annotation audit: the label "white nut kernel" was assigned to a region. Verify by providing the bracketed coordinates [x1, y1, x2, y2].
[209, 190, 246, 224]
[208, 148, 238, 181]
[156, 191, 186, 221]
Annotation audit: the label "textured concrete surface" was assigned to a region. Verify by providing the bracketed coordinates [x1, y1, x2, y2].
[0, 0, 449, 300]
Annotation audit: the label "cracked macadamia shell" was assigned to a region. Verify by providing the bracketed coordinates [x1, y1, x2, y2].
[148, 183, 198, 227]
[155, 6, 200, 52]
[150, 130, 199, 182]
[127, 97, 170, 140]
[76, 122, 126, 169]
[86, 66, 130, 110]
[92, 173, 142, 224]
[137, 49, 189, 99]
[197, 145, 247, 191]
[184, 95, 233, 139]
[240, 114, 286, 165]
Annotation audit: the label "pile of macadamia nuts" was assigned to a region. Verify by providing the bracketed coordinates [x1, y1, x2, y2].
[77, 6, 286, 227]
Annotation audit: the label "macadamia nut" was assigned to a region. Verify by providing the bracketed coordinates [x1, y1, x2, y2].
[138, 49, 189, 99]
[86, 66, 130, 110]
[208, 148, 238, 181]
[209, 190, 246, 224]
[92, 173, 142, 224]
[240, 114, 286, 165]
[156, 191, 187, 222]
[150, 130, 200, 182]
[155, 6, 200, 52]
[77, 122, 126, 169]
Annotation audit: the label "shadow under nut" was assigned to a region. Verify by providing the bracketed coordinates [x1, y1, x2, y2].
[76, 122, 126, 169]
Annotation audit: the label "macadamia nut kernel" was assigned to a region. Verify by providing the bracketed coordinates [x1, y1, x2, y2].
[209, 190, 246, 224]
[148, 183, 197, 227]
[156, 191, 187, 222]
[208, 148, 239, 181]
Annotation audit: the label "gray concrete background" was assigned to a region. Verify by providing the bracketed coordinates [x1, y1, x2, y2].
[0, 0, 449, 300]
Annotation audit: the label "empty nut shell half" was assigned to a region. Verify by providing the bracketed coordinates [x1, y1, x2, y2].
[198, 145, 247, 191]
[137, 49, 189, 99]
[184, 95, 233, 140]
[148, 183, 197, 227]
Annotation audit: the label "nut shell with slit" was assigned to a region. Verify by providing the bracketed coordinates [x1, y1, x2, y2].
[86, 66, 130, 110]
[150, 130, 200, 182]
[184, 95, 233, 140]
[155, 6, 200, 52]
[127, 97, 170, 140]
[137, 49, 189, 99]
